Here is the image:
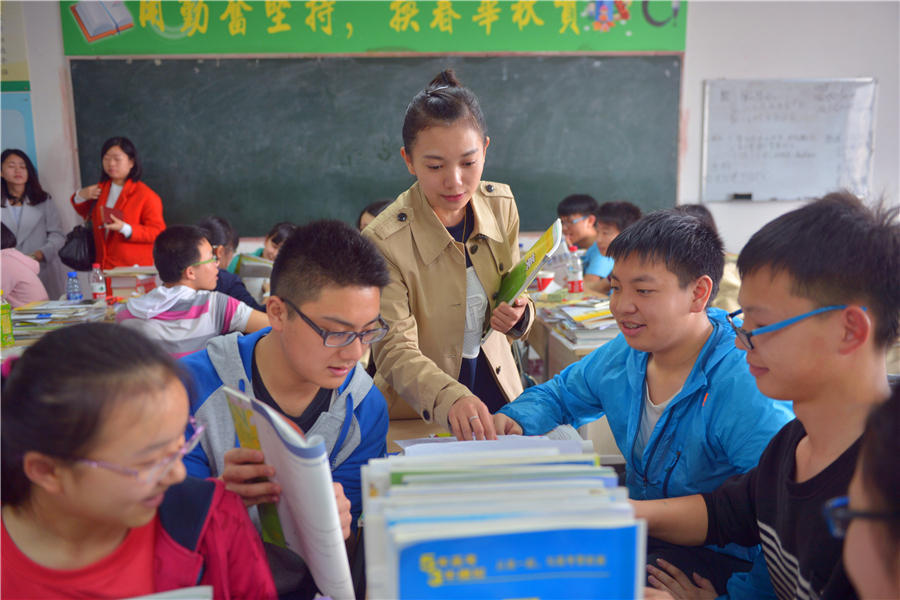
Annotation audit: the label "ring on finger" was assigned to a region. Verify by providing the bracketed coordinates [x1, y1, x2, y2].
[468, 415, 480, 422]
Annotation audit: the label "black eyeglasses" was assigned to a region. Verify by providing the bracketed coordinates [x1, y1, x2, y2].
[279, 296, 389, 348]
[823, 495, 900, 538]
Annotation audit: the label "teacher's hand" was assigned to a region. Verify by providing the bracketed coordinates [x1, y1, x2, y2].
[78, 184, 102, 201]
[490, 297, 528, 334]
[448, 395, 497, 441]
[104, 213, 125, 232]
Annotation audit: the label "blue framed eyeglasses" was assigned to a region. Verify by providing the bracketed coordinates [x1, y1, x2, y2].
[560, 215, 588, 227]
[823, 495, 900, 538]
[280, 296, 389, 348]
[75, 417, 205, 487]
[726, 305, 864, 350]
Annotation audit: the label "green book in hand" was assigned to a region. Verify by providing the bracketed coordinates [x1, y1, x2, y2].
[482, 219, 563, 344]
[494, 218, 563, 308]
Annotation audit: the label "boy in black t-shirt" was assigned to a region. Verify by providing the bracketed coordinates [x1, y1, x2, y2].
[636, 192, 899, 600]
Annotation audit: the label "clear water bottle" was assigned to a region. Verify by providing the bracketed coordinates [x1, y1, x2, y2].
[89, 263, 107, 300]
[566, 244, 584, 294]
[66, 272, 84, 301]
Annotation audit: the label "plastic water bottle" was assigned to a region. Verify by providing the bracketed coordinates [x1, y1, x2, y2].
[89, 263, 107, 300]
[566, 244, 584, 294]
[66, 272, 84, 301]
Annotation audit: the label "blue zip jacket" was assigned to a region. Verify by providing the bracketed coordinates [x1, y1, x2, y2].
[499, 308, 794, 562]
[180, 327, 388, 522]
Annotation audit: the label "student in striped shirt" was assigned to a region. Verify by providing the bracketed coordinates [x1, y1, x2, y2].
[636, 192, 898, 600]
[117, 225, 268, 357]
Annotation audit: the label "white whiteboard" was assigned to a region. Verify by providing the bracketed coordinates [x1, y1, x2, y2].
[701, 79, 876, 202]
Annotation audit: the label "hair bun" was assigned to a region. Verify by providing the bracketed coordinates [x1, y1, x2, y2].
[428, 69, 461, 90]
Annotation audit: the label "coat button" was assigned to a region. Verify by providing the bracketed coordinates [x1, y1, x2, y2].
[498, 263, 504, 271]
[469, 245, 478, 254]
[398, 212, 407, 222]
[486, 184, 494, 192]
[422, 409, 430, 420]
[495, 366, 501, 374]
[492, 292, 499, 300]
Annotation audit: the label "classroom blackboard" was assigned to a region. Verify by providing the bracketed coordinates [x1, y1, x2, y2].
[701, 78, 876, 203]
[69, 55, 681, 235]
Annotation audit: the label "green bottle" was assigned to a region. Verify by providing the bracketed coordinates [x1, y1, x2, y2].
[1, 290, 14, 348]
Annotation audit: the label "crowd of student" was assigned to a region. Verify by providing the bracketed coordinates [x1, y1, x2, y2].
[1, 69, 898, 600]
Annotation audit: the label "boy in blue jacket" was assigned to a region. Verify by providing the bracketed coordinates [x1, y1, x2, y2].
[636, 193, 897, 600]
[180, 220, 389, 597]
[494, 209, 794, 594]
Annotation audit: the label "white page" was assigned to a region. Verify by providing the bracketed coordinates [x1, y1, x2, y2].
[224, 387, 354, 600]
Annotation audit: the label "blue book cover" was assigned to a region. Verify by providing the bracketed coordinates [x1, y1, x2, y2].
[396, 524, 644, 599]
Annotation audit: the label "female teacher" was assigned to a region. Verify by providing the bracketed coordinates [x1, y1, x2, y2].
[71, 136, 165, 269]
[1, 149, 66, 298]
[363, 70, 534, 442]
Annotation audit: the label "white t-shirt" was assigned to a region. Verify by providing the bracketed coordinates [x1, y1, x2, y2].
[633, 382, 679, 460]
[461, 265, 488, 359]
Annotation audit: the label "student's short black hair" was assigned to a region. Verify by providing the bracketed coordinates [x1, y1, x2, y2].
[596, 201, 643, 232]
[99, 136, 142, 183]
[1, 223, 16, 250]
[358, 199, 392, 230]
[738, 191, 900, 348]
[607, 209, 725, 305]
[557, 194, 599, 218]
[196, 216, 238, 251]
[271, 220, 390, 307]
[674, 204, 717, 234]
[266, 222, 297, 246]
[153, 225, 208, 284]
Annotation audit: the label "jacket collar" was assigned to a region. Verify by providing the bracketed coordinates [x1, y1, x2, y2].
[407, 182, 505, 266]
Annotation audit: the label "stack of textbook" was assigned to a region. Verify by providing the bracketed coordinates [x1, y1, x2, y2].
[553, 300, 619, 346]
[362, 447, 645, 599]
[11, 299, 106, 340]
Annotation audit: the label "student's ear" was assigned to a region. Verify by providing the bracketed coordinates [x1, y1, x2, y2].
[585, 214, 597, 229]
[265, 296, 289, 332]
[400, 147, 415, 176]
[182, 265, 197, 283]
[22, 451, 66, 495]
[689, 275, 714, 313]
[483, 136, 491, 154]
[837, 305, 871, 355]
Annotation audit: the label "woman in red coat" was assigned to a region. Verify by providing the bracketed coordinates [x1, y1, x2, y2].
[71, 137, 165, 269]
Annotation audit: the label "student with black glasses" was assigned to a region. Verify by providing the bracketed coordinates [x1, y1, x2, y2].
[180, 220, 390, 599]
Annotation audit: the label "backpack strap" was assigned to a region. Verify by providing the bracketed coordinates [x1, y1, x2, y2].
[158, 476, 216, 551]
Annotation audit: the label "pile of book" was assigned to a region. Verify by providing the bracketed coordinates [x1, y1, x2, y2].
[362, 445, 645, 599]
[549, 300, 620, 346]
[104, 266, 158, 299]
[11, 299, 106, 340]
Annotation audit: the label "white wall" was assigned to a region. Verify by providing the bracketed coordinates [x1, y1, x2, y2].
[15, 1, 900, 254]
[20, 0, 81, 232]
[680, 1, 900, 251]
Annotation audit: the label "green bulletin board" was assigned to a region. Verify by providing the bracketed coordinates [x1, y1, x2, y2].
[61, 1, 686, 55]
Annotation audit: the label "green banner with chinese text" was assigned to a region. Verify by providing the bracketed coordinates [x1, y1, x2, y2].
[61, 1, 686, 56]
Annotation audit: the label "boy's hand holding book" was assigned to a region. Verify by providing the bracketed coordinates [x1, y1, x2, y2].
[222, 447, 352, 540]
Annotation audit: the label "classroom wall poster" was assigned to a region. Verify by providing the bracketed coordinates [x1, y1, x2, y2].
[60, 1, 686, 56]
[1, 1, 37, 164]
[2, 0, 31, 89]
